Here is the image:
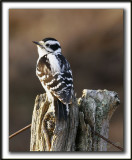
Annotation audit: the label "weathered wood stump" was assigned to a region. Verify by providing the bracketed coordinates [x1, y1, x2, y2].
[30, 89, 120, 151]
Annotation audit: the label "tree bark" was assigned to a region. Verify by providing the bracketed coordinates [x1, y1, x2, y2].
[30, 89, 120, 151]
[30, 93, 78, 151]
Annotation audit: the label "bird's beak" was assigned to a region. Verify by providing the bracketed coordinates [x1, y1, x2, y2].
[32, 41, 40, 46]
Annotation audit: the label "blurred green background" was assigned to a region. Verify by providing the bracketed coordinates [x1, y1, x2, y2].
[9, 9, 123, 151]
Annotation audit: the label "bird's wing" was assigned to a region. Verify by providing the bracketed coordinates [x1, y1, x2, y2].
[36, 55, 73, 104]
[47, 71, 73, 104]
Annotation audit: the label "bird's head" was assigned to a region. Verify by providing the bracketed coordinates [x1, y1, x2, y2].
[33, 37, 61, 57]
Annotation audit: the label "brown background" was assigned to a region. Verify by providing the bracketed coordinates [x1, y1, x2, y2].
[9, 9, 123, 151]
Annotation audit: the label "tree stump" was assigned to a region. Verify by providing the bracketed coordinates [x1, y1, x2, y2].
[30, 89, 120, 151]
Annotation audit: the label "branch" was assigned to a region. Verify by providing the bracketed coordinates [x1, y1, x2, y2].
[9, 88, 122, 151]
[29, 89, 120, 151]
[9, 123, 123, 151]
[9, 124, 31, 139]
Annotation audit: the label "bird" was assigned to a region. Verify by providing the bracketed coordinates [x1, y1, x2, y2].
[33, 37, 74, 122]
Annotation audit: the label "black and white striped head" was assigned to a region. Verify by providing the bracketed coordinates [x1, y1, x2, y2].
[33, 38, 61, 57]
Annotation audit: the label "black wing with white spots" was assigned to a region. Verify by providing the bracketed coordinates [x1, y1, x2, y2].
[36, 54, 73, 104]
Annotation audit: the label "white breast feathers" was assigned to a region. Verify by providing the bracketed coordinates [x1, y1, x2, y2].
[48, 54, 61, 73]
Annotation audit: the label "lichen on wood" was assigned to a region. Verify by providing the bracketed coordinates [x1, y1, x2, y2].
[76, 89, 120, 151]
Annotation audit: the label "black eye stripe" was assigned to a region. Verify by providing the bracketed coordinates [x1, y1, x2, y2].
[50, 44, 61, 51]
[46, 43, 50, 47]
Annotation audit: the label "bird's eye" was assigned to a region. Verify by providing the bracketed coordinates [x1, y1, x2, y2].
[46, 43, 50, 47]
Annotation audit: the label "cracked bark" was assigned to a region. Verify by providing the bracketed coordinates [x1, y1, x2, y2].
[30, 89, 120, 151]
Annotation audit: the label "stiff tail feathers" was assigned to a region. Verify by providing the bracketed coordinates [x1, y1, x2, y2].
[54, 99, 68, 122]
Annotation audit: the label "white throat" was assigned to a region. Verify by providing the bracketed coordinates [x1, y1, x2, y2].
[37, 46, 47, 59]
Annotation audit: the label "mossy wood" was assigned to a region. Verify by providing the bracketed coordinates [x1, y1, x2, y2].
[30, 89, 120, 151]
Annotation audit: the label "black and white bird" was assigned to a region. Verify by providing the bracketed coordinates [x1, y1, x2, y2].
[33, 38, 74, 122]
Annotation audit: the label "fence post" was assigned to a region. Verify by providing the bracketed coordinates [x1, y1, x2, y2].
[30, 89, 120, 151]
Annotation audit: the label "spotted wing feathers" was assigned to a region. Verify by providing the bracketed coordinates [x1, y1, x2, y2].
[36, 54, 73, 104]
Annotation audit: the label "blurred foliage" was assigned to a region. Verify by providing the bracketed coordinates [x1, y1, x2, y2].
[9, 9, 123, 151]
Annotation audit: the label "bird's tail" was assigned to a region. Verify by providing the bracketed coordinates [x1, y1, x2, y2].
[54, 99, 68, 122]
